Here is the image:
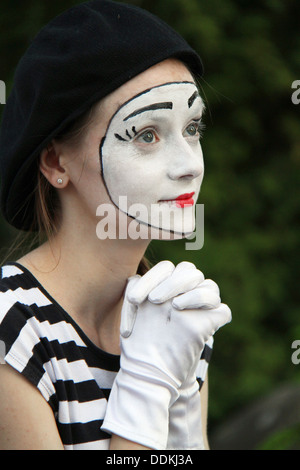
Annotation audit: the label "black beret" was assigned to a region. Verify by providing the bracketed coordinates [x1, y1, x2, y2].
[0, 0, 203, 230]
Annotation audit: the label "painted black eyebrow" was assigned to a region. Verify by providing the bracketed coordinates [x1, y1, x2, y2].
[123, 102, 173, 121]
[188, 91, 200, 108]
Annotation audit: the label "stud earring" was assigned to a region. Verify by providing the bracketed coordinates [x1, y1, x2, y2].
[57, 178, 63, 185]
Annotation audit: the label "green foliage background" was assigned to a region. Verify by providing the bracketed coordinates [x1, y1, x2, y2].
[0, 0, 299, 448]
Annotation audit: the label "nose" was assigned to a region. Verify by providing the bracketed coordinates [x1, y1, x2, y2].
[167, 140, 204, 181]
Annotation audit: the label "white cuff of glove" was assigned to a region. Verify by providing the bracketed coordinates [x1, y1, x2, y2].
[102, 367, 177, 449]
[102, 263, 231, 450]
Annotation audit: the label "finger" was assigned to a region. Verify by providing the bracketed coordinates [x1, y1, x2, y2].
[199, 279, 220, 294]
[173, 261, 197, 273]
[174, 262, 205, 282]
[204, 303, 232, 332]
[127, 260, 175, 305]
[148, 265, 204, 304]
[172, 287, 221, 310]
[121, 276, 140, 337]
[185, 303, 231, 341]
[120, 300, 138, 338]
[173, 278, 221, 310]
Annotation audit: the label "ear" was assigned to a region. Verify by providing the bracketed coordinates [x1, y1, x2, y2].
[39, 142, 69, 188]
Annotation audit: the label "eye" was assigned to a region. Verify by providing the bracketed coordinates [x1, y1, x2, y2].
[136, 129, 158, 144]
[186, 123, 198, 136]
[184, 120, 205, 138]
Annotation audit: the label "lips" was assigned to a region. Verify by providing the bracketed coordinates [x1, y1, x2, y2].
[160, 192, 195, 208]
[175, 192, 195, 208]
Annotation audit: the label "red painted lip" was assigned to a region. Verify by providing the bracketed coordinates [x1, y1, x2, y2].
[159, 192, 195, 208]
[175, 192, 195, 201]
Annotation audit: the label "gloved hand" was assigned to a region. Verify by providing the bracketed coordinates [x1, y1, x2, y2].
[125, 260, 227, 450]
[166, 272, 222, 450]
[101, 262, 231, 450]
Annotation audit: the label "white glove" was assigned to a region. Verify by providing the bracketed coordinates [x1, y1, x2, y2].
[167, 276, 222, 450]
[126, 260, 227, 450]
[101, 262, 231, 450]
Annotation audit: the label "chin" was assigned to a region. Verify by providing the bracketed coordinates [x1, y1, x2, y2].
[130, 216, 196, 241]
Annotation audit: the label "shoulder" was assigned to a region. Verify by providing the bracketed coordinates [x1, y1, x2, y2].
[0, 262, 54, 359]
[0, 363, 64, 450]
[0, 263, 59, 402]
[0, 263, 52, 315]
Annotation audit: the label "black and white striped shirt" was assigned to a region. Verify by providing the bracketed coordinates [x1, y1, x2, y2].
[0, 262, 213, 450]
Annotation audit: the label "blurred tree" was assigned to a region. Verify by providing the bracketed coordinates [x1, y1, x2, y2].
[0, 0, 299, 446]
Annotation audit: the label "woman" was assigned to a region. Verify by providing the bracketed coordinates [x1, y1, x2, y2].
[0, 1, 231, 450]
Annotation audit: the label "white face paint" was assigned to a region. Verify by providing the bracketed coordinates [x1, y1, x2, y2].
[100, 82, 205, 238]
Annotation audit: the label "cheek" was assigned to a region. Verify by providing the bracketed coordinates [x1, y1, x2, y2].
[102, 144, 161, 200]
[68, 153, 109, 207]
[80, 159, 102, 191]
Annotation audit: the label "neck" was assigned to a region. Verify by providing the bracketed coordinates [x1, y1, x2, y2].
[18, 222, 149, 353]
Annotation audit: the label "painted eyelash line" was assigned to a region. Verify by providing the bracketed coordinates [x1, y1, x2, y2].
[114, 119, 205, 142]
[114, 126, 138, 142]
